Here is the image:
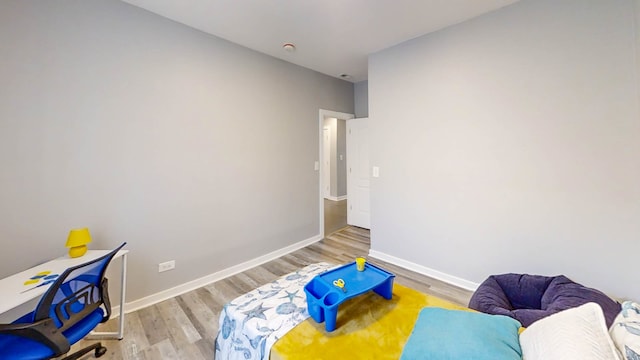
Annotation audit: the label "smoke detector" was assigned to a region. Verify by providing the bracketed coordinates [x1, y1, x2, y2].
[282, 43, 296, 52]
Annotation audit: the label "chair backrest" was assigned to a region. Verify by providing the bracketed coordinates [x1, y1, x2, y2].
[32, 243, 126, 332]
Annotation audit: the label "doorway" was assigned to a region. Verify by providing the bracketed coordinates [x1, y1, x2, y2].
[323, 118, 346, 235]
[319, 110, 354, 237]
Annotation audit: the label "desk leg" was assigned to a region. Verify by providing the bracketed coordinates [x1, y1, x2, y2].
[117, 252, 127, 339]
[89, 253, 127, 340]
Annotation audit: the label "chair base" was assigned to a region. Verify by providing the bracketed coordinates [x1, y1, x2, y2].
[60, 342, 107, 360]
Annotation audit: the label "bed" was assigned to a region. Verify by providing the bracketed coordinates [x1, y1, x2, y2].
[214, 263, 469, 360]
[215, 264, 636, 360]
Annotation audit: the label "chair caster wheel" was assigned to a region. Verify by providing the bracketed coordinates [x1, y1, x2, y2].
[95, 346, 107, 357]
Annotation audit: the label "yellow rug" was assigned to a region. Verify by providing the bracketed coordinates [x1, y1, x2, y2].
[270, 284, 470, 360]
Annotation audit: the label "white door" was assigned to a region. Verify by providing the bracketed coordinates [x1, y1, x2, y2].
[323, 128, 331, 199]
[347, 118, 370, 229]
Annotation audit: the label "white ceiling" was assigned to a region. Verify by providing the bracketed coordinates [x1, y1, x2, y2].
[121, 0, 520, 82]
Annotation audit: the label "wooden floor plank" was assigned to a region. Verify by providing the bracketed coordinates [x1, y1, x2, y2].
[156, 297, 202, 345]
[137, 305, 171, 346]
[142, 338, 179, 360]
[175, 292, 218, 340]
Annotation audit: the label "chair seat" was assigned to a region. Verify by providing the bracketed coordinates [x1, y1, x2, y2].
[0, 308, 104, 360]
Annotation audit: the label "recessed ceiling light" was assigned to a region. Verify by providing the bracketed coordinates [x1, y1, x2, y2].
[339, 73, 352, 79]
[282, 43, 296, 52]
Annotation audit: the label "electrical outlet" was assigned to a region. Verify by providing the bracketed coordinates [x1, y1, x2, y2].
[158, 260, 175, 273]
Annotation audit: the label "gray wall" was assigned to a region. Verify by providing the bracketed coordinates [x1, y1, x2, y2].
[369, 0, 640, 301]
[354, 81, 369, 118]
[0, 0, 353, 301]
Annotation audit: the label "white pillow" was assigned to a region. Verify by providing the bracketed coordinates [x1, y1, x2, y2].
[610, 301, 640, 360]
[520, 302, 621, 360]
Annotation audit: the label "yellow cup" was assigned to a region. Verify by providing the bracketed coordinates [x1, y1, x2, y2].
[356, 257, 366, 271]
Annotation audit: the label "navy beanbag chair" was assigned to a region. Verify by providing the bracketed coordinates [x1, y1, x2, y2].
[468, 274, 621, 327]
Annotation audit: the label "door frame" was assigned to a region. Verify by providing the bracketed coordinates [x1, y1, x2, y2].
[318, 109, 355, 238]
[323, 127, 331, 199]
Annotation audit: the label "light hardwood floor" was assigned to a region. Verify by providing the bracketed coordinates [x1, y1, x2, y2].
[70, 226, 472, 359]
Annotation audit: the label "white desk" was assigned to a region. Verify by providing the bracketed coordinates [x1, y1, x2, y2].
[0, 249, 129, 339]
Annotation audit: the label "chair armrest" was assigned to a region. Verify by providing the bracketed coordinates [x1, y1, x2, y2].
[0, 318, 70, 356]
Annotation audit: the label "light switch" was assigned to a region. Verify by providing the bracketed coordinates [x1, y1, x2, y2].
[372, 166, 380, 178]
[314, 161, 319, 171]
[339, 154, 343, 161]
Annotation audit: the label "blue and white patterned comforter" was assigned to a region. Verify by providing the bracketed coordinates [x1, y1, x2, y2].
[215, 262, 333, 360]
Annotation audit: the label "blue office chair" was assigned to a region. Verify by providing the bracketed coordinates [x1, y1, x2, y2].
[0, 243, 126, 360]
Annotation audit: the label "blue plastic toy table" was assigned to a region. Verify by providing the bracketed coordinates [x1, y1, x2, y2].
[304, 261, 395, 331]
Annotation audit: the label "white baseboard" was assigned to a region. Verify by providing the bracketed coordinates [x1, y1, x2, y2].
[324, 195, 347, 201]
[121, 234, 323, 314]
[368, 250, 479, 291]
